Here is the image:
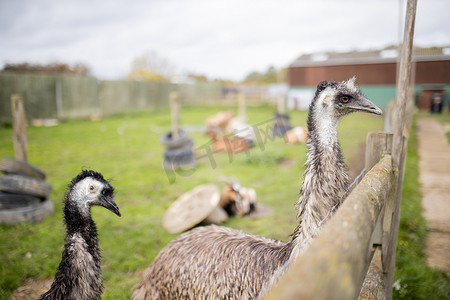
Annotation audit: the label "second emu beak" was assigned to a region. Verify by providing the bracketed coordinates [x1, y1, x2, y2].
[100, 194, 122, 217]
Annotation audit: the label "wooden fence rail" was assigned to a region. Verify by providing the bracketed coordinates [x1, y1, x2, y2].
[261, 1, 416, 298]
[263, 152, 394, 300]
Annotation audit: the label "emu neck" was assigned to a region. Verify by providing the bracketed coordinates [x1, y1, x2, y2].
[292, 104, 350, 249]
[39, 204, 103, 300]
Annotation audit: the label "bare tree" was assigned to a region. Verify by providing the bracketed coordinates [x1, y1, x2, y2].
[128, 51, 176, 81]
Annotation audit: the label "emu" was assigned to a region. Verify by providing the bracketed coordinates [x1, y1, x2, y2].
[131, 77, 382, 300]
[39, 170, 121, 300]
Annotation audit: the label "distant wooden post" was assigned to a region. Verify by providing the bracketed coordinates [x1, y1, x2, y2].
[56, 76, 63, 119]
[170, 92, 180, 139]
[238, 94, 246, 121]
[383, 0, 417, 298]
[277, 95, 286, 115]
[11, 94, 28, 162]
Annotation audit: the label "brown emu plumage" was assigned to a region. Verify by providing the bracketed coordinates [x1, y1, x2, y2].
[39, 170, 121, 300]
[132, 78, 382, 300]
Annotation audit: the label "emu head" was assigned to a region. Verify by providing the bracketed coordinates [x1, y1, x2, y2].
[313, 77, 382, 121]
[66, 170, 121, 217]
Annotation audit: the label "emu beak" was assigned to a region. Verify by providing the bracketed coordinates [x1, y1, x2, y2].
[100, 194, 122, 217]
[350, 96, 383, 115]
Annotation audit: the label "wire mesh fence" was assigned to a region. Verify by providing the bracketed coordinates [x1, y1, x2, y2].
[0, 73, 223, 123]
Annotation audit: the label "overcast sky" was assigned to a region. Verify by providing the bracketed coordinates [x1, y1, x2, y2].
[1, 0, 449, 81]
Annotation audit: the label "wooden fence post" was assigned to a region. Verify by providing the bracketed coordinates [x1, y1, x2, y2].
[11, 94, 28, 162]
[365, 132, 394, 172]
[358, 132, 394, 299]
[170, 92, 180, 139]
[238, 93, 246, 121]
[277, 95, 286, 115]
[56, 76, 63, 119]
[365, 132, 394, 247]
[383, 0, 417, 298]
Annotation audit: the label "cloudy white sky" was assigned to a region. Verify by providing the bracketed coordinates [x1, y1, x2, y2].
[1, 0, 449, 81]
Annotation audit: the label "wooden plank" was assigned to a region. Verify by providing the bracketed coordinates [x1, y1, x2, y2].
[383, 0, 417, 298]
[263, 155, 393, 300]
[11, 94, 28, 162]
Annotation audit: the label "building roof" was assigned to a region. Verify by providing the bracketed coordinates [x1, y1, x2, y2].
[290, 45, 450, 67]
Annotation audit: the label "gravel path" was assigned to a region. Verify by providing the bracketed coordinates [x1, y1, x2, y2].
[417, 118, 450, 275]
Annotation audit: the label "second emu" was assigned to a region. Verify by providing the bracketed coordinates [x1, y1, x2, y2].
[39, 170, 121, 300]
[132, 77, 383, 299]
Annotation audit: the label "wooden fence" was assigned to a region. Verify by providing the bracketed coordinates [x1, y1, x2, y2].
[0, 74, 223, 123]
[261, 1, 417, 299]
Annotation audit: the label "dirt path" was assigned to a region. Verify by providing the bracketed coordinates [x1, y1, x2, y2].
[416, 118, 450, 275]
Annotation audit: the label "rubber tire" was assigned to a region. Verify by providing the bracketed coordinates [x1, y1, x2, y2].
[0, 192, 40, 209]
[0, 174, 52, 199]
[273, 113, 292, 137]
[0, 198, 54, 225]
[164, 148, 195, 164]
[274, 112, 291, 121]
[0, 157, 46, 180]
[160, 130, 190, 149]
[163, 144, 197, 171]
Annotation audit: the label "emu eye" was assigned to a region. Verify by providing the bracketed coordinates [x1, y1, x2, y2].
[340, 96, 350, 103]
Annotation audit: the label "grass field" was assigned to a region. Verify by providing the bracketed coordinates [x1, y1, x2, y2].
[0, 103, 396, 299]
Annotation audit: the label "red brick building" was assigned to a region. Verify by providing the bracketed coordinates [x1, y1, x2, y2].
[287, 46, 450, 110]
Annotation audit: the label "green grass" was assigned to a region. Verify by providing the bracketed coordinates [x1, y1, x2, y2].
[393, 115, 450, 299]
[0, 104, 384, 299]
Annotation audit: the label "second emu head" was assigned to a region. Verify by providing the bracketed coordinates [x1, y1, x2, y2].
[65, 170, 121, 218]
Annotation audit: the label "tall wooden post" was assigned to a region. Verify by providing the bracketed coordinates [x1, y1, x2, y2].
[11, 94, 28, 162]
[277, 95, 286, 115]
[56, 76, 63, 119]
[170, 92, 180, 139]
[238, 93, 246, 122]
[383, 0, 417, 298]
[358, 132, 394, 299]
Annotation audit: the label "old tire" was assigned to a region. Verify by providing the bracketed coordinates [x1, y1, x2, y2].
[0, 192, 40, 209]
[273, 113, 292, 137]
[160, 130, 190, 149]
[163, 147, 196, 171]
[0, 198, 54, 225]
[164, 145, 195, 163]
[0, 157, 46, 180]
[0, 174, 52, 198]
